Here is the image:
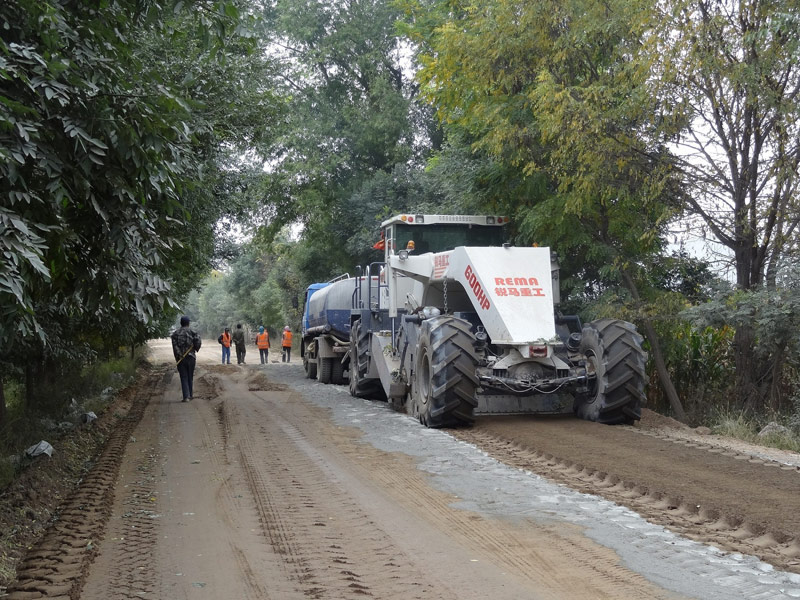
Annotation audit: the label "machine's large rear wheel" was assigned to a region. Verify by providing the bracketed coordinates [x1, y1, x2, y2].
[349, 320, 382, 398]
[574, 318, 646, 424]
[413, 316, 479, 428]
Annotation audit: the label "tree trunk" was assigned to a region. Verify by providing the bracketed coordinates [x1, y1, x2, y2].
[768, 345, 787, 412]
[641, 318, 688, 423]
[733, 325, 759, 412]
[621, 271, 687, 423]
[0, 378, 6, 429]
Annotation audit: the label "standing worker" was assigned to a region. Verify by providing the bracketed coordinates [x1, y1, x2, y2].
[281, 326, 293, 362]
[171, 316, 201, 402]
[255, 326, 270, 364]
[218, 327, 232, 364]
[232, 323, 246, 364]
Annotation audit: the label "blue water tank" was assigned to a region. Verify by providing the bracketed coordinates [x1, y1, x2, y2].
[303, 278, 357, 338]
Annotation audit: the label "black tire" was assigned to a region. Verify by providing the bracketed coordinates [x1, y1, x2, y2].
[331, 358, 345, 384]
[413, 316, 479, 428]
[574, 318, 647, 425]
[349, 320, 383, 398]
[303, 353, 317, 379]
[318, 355, 333, 384]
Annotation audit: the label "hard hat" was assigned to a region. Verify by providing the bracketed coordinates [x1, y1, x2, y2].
[284, 326, 290, 331]
[259, 326, 264, 333]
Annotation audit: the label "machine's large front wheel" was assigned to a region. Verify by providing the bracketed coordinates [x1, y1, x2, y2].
[413, 316, 479, 427]
[574, 318, 647, 424]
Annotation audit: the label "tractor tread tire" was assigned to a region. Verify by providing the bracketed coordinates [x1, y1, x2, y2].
[415, 316, 479, 428]
[350, 321, 383, 399]
[575, 318, 646, 425]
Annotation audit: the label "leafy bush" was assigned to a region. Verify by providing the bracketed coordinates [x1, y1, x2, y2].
[586, 288, 735, 422]
[664, 323, 735, 420]
[686, 278, 800, 414]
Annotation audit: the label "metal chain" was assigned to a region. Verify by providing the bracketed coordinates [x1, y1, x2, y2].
[443, 277, 449, 314]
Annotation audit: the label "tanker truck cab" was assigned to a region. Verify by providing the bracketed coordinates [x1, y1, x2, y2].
[350, 213, 647, 429]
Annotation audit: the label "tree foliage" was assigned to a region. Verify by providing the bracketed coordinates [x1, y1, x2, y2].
[249, 0, 435, 264]
[191, 236, 305, 341]
[0, 0, 280, 422]
[648, 0, 800, 290]
[402, 0, 683, 281]
[643, 0, 800, 409]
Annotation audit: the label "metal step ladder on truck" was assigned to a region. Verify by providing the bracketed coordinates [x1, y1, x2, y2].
[305, 213, 648, 428]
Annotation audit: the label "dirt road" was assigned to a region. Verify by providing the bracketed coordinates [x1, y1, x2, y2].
[6, 340, 800, 599]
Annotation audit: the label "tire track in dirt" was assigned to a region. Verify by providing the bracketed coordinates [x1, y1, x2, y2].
[4, 367, 168, 600]
[451, 425, 800, 574]
[85, 469, 160, 599]
[361, 458, 667, 600]
[197, 372, 275, 599]
[250, 369, 682, 600]
[81, 370, 199, 600]
[225, 390, 440, 600]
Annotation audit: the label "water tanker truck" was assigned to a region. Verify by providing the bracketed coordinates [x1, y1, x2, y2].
[306, 214, 648, 428]
[300, 274, 353, 384]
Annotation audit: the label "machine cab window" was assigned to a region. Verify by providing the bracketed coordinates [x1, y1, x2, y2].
[384, 216, 508, 256]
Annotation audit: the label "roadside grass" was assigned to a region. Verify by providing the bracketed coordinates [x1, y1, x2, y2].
[711, 410, 800, 453]
[0, 349, 145, 489]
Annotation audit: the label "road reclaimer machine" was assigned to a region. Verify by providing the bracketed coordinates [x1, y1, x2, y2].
[310, 213, 648, 428]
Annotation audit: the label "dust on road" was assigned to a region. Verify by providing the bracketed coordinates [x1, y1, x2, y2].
[6, 339, 800, 599]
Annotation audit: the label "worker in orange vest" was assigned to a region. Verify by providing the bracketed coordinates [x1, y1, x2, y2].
[281, 326, 293, 362]
[218, 327, 232, 364]
[255, 326, 270, 364]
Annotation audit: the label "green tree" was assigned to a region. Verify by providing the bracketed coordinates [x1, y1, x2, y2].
[195, 235, 307, 343]
[401, 0, 688, 419]
[250, 0, 434, 273]
[647, 0, 800, 410]
[0, 0, 279, 424]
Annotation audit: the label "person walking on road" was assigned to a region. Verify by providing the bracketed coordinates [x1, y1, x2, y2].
[218, 327, 232, 364]
[255, 326, 270, 364]
[281, 325, 293, 363]
[232, 323, 247, 364]
[171, 316, 201, 402]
